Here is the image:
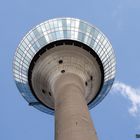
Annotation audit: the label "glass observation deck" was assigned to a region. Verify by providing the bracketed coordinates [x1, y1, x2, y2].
[13, 18, 116, 115]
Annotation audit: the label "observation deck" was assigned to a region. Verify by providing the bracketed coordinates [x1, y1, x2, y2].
[13, 18, 116, 115]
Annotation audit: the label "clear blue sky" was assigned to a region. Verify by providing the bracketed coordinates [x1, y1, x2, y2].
[0, 0, 140, 140]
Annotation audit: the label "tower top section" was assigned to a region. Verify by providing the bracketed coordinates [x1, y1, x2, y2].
[13, 18, 116, 115]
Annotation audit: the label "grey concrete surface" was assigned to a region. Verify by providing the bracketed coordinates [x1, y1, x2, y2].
[54, 74, 98, 140]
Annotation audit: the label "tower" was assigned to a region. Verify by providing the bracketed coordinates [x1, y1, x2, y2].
[13, 18, 116, 140]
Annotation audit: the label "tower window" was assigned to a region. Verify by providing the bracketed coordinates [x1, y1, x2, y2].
[42, 89, 46, 94]
[90, 76, 93, 80]
[61, 70, 65, 73]
[49, 92, 52, 96]
[58, 60, 63, 64]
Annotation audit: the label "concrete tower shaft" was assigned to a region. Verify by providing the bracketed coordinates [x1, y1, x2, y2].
[29, 40, 102, 140]
[29, 41, 102, 140]
[55, 74, 98, 140]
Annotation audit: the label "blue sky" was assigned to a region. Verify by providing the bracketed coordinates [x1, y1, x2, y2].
[0, 0, 140, 140]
